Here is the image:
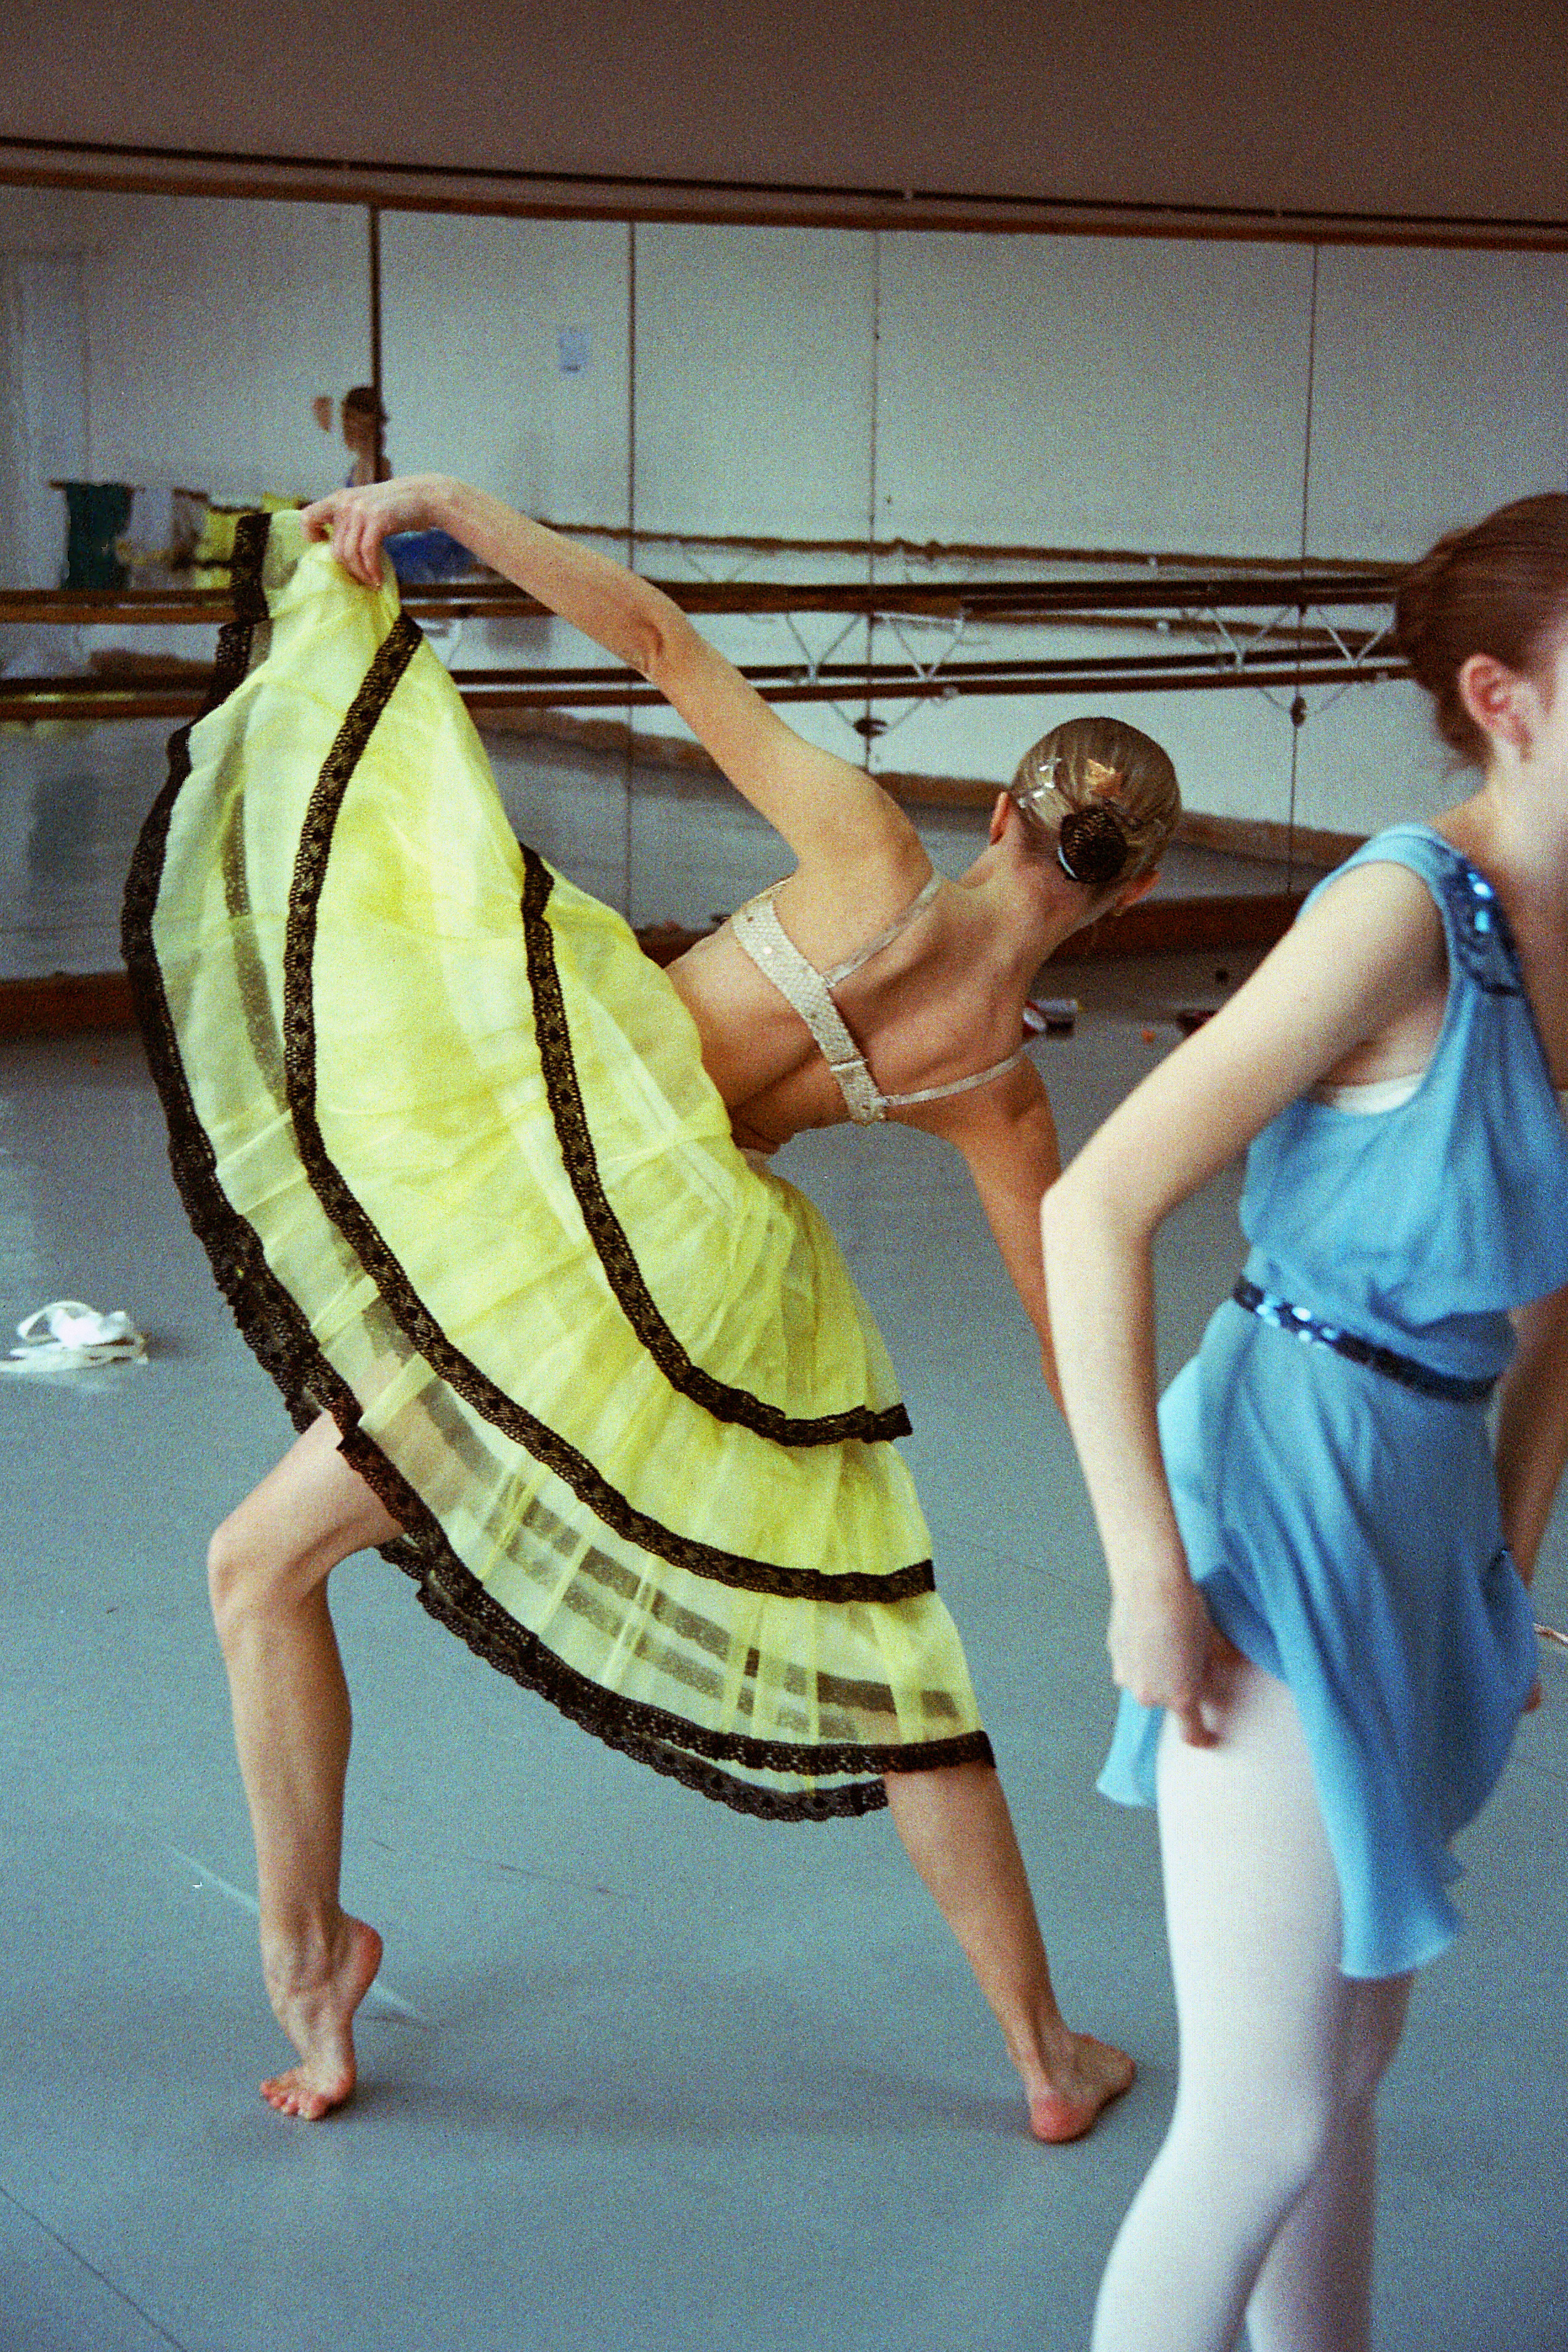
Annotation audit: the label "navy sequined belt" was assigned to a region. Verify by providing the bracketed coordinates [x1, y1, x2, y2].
[1231, 1279, 1497, 1404]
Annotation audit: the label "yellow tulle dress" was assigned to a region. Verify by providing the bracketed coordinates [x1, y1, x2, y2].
[123, 510, 992, 1819]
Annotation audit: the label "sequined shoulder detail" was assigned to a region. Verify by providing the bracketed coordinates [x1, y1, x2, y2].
[1429, 848, 1524, 998]
[1319, 827, 1526, 1001]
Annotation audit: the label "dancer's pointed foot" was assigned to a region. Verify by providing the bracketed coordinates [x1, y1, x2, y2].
[259, 1914, 382, 2119]
[1027, 2032, 1136, 2144]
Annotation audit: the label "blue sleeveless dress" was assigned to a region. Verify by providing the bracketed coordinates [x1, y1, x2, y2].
[1100, 824, 1568, 1977]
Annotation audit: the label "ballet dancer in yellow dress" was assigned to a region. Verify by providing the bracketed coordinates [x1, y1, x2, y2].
[124, 473, 1178, 2127]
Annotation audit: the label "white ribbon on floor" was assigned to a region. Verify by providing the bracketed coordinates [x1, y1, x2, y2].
[1, 1298, 148, 1373]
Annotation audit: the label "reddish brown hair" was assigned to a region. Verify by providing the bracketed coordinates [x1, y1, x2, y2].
[1396, 494, 1568, 765]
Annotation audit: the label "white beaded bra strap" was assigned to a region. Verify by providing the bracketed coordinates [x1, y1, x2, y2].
[820, 872, 942, 984]
[880, 1046, 1030, 1108]
[731, 891, 889, 1123]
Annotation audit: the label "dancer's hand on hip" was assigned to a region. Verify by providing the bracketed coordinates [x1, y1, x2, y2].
[1107, 1575, 1231, 1748]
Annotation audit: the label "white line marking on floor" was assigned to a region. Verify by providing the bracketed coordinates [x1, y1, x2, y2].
[166, 1846, 426, 2021]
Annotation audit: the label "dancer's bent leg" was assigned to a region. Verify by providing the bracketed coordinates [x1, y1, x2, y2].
[883, 1761, 1134, 2141]
[1090, 1661, 1413, 2351]
[206, 1411, 402, 2118]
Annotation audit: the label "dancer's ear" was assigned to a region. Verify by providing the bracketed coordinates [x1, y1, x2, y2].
[988, 791, 1012, 846]
[1457, 652, 1535, 760]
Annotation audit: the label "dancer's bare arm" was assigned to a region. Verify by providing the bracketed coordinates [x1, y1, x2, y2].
[937, 1066, 1066, 1399]
[302, 477, 922, 886]
[1496, 1284, 1568, 1581]
[1041, 860, 1447, 1743]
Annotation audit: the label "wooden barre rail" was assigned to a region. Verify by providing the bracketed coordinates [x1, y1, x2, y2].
[0, 655, 1406, 728]
[0, 569, 1402, 629]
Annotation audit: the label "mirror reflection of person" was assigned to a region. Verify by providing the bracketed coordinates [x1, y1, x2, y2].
[310, 386, 391, 487]
[310, 391, 470, 580]
[143, 474, 1181, 2131]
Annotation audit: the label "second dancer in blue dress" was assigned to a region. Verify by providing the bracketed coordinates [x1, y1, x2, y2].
[1044, 492, 1568, 2352]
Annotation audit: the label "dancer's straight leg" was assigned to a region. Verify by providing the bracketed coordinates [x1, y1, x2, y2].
[1090, 1662, 1413, 2351]
[1245, 1973, 1412, 2352]
[883, 1761, 1134, 2140]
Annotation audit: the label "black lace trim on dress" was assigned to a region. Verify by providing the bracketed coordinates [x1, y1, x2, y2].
[334, 1421, 993, 1817]
[121, 545, 350, 1434]
[219, 781, 290, 1109]
[151, 506, 272, 817]
[517, 845, 913, 1450]
[121, 519, 983, 1817]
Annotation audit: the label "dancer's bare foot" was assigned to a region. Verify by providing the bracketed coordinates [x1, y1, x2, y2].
[1025, 2030, 1136, 2144]
[259, 1914, 382, 2119]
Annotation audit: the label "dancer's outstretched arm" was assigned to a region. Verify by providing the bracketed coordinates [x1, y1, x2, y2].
[302, 477, 922, 885]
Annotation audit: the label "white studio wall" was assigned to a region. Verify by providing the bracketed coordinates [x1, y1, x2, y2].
[859, 233, 1318, 822]
[379, 210, 634, 686]
[4, 184, 1566, 841]
[632, 224, 878, 542]
[83, 197, 372, 503]
[380, 210, 631, 531]
[876, 233, 1317, 557]
[1295, 243, 1568, 840]
[626, 222, 879, 763]
[1307, 243, 1568, 560]
[0, 249, 86, 590]
[1291, 675, 1454, 843]
[0, 187, 371, 508]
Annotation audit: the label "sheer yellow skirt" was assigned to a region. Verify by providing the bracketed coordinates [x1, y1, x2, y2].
[123, 510, 991, 1817]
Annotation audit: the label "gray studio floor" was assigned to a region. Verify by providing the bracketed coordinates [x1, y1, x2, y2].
[1, 728, 1566, 2352]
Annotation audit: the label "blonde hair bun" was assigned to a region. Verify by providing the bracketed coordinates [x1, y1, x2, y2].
[1010, 715, 1180, 886]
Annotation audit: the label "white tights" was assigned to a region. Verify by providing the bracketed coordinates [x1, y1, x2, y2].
[1091, 1659, 1414, 2352]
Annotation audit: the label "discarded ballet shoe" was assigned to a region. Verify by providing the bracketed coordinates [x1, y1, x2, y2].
[1, 1299, 148, 1373]
[1024, 996, 1078, 1037]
